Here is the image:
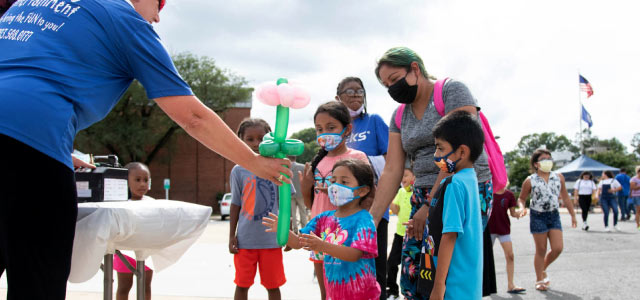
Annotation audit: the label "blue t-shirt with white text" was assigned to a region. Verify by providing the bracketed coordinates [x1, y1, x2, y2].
[0, 0, 192, 168]
[346, 113, 389, 156]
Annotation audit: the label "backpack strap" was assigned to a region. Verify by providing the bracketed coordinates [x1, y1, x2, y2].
[394, 104, 406, 130]
[433, 77, 449, 117]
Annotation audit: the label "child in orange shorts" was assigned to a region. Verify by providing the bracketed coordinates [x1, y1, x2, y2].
[228, 118, 286, 300]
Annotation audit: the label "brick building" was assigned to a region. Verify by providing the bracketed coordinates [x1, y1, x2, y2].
[146, 100, 251, 213]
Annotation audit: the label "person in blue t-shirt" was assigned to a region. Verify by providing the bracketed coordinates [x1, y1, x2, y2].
[411, 111, 484, 300]
[615, 168, 631, 221]
[0, 1, 291, 299]
[335, 76, 390, 299]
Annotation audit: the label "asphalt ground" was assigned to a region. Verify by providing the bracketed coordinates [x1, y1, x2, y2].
[1, 210, 638, 299]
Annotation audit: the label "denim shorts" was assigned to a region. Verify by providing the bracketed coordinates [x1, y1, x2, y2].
[530, 209, 562, 234]
[632, 197, 640, 206]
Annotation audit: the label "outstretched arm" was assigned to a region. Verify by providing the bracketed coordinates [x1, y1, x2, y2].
[155, 95, 292, 185]
[262, 212, 303, 249]
[370, 133, 405, 225]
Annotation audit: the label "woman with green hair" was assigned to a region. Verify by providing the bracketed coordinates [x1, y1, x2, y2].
[369, 47, 496, 299]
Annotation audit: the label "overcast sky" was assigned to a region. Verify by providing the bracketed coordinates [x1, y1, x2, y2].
[154, 0, 640, 153]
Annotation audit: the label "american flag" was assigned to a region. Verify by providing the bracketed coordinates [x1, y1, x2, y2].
[579, 75, 594, 98]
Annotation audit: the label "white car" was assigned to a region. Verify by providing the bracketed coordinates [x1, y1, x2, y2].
[219, 193, 232, 220]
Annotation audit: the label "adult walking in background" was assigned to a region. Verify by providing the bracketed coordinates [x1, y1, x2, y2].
[518, 149, 577, 292]
[615, 168, 631, 221]
[289, 156, 308, 232]
[335, 76, 390, 299]
[573, 171, 597, 230]
[597, 171, 622, 232]
[0, 1, 290, 299]
[368, 47, 496, 299]
[630, 166, 640, 230]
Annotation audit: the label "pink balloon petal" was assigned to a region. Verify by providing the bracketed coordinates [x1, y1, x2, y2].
[277, 83, 295, 107]
[255, 84, 280, 106]
[289, 86, 311, 109]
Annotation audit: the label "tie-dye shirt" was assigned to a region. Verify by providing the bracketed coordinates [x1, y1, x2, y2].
[300, 209, 380, 300]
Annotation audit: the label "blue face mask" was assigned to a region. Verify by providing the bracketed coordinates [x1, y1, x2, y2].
[316, 128, 346, 151]
[433, 149, 460, 173]
[327, 182, 364, 206]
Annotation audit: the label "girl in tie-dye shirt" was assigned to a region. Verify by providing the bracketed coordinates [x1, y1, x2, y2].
[264, 158, 380, 300]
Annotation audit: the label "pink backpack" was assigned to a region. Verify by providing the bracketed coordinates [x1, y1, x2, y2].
[394, 78, 509, 193]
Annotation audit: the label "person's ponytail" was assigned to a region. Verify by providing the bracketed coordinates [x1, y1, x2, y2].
[309, 148, 328, 205]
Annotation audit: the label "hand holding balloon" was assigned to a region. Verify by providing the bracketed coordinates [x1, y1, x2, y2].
[255, 78, 310, 246]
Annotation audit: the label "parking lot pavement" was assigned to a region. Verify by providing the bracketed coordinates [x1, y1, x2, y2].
[2, 212, 638, 299]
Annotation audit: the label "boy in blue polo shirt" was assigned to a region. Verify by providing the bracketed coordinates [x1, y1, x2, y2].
[426, 111, 485, 300]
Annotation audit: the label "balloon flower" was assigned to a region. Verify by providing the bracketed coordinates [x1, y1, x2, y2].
[255, 78, 310, 246]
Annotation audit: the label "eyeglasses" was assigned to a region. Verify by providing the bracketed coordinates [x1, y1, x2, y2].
[158, 0, 166, 11]
[340, 89, 365, 97]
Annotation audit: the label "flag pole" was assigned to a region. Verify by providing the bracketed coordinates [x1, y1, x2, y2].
[578, 72, 583, 155]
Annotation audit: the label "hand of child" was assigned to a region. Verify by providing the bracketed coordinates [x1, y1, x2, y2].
[409, 205, 428, 240]
[300, 162, 315, 191]
[228, 236, 239, 254]
[262, 212, 279, 233]
[300, 232, 324, 252]
[571, 215, 577, 228]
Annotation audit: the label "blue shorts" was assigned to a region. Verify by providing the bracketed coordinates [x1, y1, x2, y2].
[530, 210, 562, 234]
[630, 197, 640, 206]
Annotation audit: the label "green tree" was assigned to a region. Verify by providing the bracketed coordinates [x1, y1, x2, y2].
[290, 127, 319, 164]
[74, 52, 252, 165]
[508, 156, 531, 190]
[632, 132, 640, 158]
[515, 132, 579, 157]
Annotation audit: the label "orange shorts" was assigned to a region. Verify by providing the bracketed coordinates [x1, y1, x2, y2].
[234, 248, 286, 289]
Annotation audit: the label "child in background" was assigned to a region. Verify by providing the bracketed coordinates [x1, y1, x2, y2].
[264, 158, 380, 300]
[229, 118, 285, 300]
[299, 101, 370, 299]
[518, 149, 577, 291]
[488, 188, 525, 294]
[114, 162, 154, 300]
[418, 111, 486, 299]
[386, 167, 414, 300]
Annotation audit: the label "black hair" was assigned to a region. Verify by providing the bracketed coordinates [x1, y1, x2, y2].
[309, 101, 352, 203]
[603, 170, 615, 179]
[336, 76, 367, 115]
[432, 111, 484, 163]
[620, 167, 627, 173]
[332, 158, 374, 200]
[236, 118, 271, 139]
[530, 148, 552, 173]
[124, 162, 150, 173]
[579, 171, 593, 180]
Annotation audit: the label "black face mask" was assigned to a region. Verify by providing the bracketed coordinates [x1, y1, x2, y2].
[388, 76, 418, 104]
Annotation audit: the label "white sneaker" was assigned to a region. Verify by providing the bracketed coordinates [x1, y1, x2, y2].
[582, 223, 589, 231]
[614, 225, 622, 231]
[605, 226, 611, 232]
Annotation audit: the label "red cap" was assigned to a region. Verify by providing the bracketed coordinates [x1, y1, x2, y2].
[159, 0, 165, 12]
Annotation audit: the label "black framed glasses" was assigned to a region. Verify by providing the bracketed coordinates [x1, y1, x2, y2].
[340, 89, 365, 97]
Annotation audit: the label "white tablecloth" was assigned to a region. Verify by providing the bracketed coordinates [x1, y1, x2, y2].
[69, 200, 212, 283]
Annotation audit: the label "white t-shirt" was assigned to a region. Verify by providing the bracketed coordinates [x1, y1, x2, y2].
[597, 178, 621, 190]
[574, 179, 597, 195]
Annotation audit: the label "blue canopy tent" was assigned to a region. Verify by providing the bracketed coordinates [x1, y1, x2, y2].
[556, 155, 619, 182]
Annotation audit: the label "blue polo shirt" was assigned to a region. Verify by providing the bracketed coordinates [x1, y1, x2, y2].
[0, 0, 192, 169]
[346, 113, 389, 156]
[615, 173, 630, 196]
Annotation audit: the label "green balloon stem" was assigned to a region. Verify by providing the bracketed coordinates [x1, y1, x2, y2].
[274, 81, 291, 246]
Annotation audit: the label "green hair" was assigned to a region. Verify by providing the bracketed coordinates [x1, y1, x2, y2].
[375, 47, 434, 83]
